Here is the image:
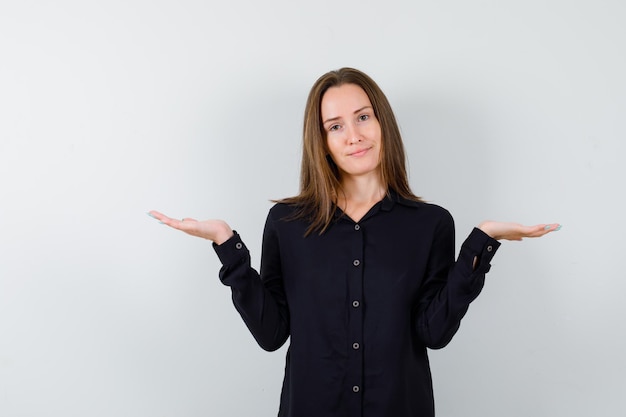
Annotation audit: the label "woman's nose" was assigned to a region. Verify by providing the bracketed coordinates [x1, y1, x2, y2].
[346, 124, 362, 144]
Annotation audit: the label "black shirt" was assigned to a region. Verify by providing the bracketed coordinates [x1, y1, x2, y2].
[214, 192, 500, 417]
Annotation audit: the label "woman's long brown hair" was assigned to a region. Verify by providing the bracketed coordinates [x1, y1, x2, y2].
[277, 67, 421, 235]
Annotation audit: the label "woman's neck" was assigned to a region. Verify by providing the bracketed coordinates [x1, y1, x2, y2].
[336, 175, 386, 222]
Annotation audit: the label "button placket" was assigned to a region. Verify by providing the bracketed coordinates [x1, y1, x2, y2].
[346, 221, 364, 411]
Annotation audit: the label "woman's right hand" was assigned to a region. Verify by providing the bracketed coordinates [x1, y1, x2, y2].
[148, 210, 234, 245]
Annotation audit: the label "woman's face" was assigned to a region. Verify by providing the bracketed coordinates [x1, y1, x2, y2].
[321, 83, 382, 181]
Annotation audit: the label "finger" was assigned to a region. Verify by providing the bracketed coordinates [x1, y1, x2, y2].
[149, 211, 187, 230]
[177, 218, 205, 236]
[175, 217, 197, 230]
[148, 210, 180, 225]
[148, 210, 167, 221]
[162, 217, 183, 229]
[533, 224, 550, 236]
[528, 223, 561, 237]
[544, 223, 561, 233]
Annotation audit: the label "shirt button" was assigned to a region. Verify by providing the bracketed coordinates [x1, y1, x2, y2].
[352, 342, 360, 350]
[352, 385, 360, 393]
[352, 300, 360, 308]
[487, 245, 493, 252]
[353, 260, 360, 267]
[235, 242, 243, 249]
[354, 224, 360, 231]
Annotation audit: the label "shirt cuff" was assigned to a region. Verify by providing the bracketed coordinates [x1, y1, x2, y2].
[212, 231, 249, 266]
[460, 227, 501, 273]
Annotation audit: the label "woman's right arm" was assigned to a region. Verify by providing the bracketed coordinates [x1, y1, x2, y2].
[148, 210, 290, 351]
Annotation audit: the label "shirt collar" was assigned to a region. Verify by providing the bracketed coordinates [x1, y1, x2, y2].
[381, 189, 422, 212]
[332, 189, 421, 221]
[381, 191, 396, 211]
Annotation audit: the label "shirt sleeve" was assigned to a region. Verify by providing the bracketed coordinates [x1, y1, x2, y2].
[212, 216, 290, 352]
[414, 211, 501, 349]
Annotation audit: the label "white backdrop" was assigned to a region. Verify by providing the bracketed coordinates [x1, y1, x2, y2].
[1, 1, 624, 416]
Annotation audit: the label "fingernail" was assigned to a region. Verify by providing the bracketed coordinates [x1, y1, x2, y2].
[555, 225, 562, 231]
[147, 212, 156, 219]
[544, 225, 551, 230]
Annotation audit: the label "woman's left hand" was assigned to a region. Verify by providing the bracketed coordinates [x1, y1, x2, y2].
[478, 221, 561, 241]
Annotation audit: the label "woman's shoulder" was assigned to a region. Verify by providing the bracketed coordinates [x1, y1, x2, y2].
[268, 201, 299, 217]
[394, 193, 451, 214]
[266, 201, 310, 226]
[263, 202, 314, 237]
[394, 196, 454, 227]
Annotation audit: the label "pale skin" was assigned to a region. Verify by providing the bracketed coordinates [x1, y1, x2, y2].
[150, 83, 559, 250]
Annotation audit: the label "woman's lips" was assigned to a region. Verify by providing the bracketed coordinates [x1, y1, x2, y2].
[348, 147, 371, 157]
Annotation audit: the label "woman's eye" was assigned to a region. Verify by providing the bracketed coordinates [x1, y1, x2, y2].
[359, 114, 369, 122]
[329, 124, 340, 132]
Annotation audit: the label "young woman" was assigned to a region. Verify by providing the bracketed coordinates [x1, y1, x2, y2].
[149, 68, 559, 417]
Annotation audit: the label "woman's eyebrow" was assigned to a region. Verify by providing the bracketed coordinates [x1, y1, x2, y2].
[323, 106, 372, 125]
[353, 106, 372, 114]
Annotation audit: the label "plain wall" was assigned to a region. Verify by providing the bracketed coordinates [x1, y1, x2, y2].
[1, 1, 624, 416]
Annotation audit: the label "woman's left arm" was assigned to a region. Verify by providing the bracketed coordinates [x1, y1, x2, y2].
[414, 216, 560, 349]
